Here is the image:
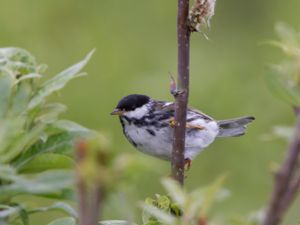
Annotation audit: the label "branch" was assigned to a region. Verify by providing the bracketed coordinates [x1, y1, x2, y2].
[171, 0, 191, 185]
[262, 107, 300, 225]
[276, 169, 300, 220]
[171, 0, 217, 185]
[76, 140, 89, 225]
[75, 139, 106, 225]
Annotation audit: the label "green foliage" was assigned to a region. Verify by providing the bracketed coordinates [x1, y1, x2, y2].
[99, 176, 267, 225]
[101, 175, 229, 225]
[142, 176, 228, 225]
[100, 221, 137, 225]
[265, 23, 300, 106]
[0, 167, 74, 201]
[18, 153, 74, 174]
[28, 202, 78, 218]
[0, 47, 95, 224]
[46, 217, 76, 225]
[142, 194, 180, 225]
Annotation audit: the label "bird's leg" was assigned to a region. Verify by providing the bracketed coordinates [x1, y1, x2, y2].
[184, 158, 192, 171]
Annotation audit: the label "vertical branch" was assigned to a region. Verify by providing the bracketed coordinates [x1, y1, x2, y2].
[75, 138, 107, 225]
[76, 140, 89, 225]
[262, 107, 300, 225]
[86, 185, 104, 225]
[278, 169, 300, 217]
[171, 0, 191, 185]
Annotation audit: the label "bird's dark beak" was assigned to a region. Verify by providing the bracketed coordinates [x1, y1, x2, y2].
[110, 108, 124, 116]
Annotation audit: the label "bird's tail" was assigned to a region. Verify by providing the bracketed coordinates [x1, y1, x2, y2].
[217, 116, 255, 137]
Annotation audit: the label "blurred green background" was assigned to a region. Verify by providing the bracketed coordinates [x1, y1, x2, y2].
[1, 0, 300, 224]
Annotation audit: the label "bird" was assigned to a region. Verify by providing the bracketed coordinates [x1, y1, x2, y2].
[111, 94, 254, 167]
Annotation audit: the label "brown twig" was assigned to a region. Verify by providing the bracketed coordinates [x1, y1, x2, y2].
[262, 107, 300, 225]
[75, 139, 105, 225]
[276, 170, 300, 219]
[86, 185, 104, 225]
[171, 0, 191, 185]
[76, 140, 89, 225]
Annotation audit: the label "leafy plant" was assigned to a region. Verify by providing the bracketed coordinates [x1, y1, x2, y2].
[46, 217, 76, 225]
[265, 22, 300, 106]
[262, 23, 300, 225]
[100, 175, 229, 225]
[0, 47, 95, 224]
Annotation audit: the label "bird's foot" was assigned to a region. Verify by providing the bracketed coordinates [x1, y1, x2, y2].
[169, 117, 177, 127]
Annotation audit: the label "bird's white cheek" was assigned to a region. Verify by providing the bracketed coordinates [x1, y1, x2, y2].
[123, 105, 148, 119]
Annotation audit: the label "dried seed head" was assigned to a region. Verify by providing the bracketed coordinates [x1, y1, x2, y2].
[188, 0, 216, 32]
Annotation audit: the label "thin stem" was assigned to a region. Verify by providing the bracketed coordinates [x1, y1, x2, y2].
[277, 169, 300, 220]
[86, 185, 104, 225]
[75, 140, 104, 225]
[76, 140, 89, 225]
[77, 179, 88, 225]
[171, 0, 191, 185]
[262, 107, 300, 225]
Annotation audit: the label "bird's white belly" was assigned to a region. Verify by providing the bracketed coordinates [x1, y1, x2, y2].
[124, 125, 172, 160]
[124, 119, 219, 160]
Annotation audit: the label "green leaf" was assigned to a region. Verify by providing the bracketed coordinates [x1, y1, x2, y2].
[0, 170, 74, 200]
[28, 202, 78, 218]
[199, 174, 228, 217]
[0, 123, 47, 163]
[0, 71, 14, 118]
[18, 153, 74, 173]
[264, 68, 300, 106]
[267, 40, 298, 57]
[27, 49, 95, 110]
[8, 205, 29, 225]
[156, 195, 171, 211]
[47, 217, 76, 225]
[161, 178, 186, 207]
[141, 203, 176, 225]
[183, 190, 204, 220]
[0, 205, 19, 219]
[0, 164, 19, 182]
[0, 118, 25, 157]
[9, 81, 32, 117]
[99, 220, 137, 225]
[17, 207, 29, 225]
[0, 48, 36, 67]
[52, 120, 92, 134]
[24, 170, 74, 193]
[13, 131, 79, 170]
[35, 104, 67, 123]
[36, 188, 75, 201]
[14, 73, 41, 85]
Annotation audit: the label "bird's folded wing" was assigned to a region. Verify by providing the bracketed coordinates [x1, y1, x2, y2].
[154, 100, 211, 130]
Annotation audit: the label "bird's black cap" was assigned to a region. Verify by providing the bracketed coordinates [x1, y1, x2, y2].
[115, 94, 150, 112]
